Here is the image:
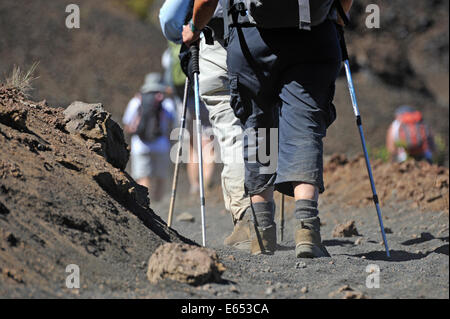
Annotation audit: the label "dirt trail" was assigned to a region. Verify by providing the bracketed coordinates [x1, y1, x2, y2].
[153, 169, 449, 299]
[1, 89, 448, 299]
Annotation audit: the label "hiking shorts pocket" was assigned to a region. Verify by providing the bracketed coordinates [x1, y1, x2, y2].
[325, 84, 337, 128]
[229, 73, 250, 124]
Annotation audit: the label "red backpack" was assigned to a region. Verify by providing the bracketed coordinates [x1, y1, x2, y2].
[395, 111, 429, 156]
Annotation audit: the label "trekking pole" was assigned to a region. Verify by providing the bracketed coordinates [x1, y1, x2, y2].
[279, 194, 285, 242]
[167, 78, 189, 228]
[337, 24, 390, 258]
[190, 43, 207, 247]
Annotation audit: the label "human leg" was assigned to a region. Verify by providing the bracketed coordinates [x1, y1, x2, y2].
[148, 152, 170, 202]
[272, 22, 342, 258]
[226, 26, 280, 254]
[199, 38, 251, 222]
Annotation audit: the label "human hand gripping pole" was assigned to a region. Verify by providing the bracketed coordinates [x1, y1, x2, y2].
[337, 23, 390, 258]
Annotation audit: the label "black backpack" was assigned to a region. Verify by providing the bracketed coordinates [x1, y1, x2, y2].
[227, 0, 337, 30]
[135, 92, 164, 142]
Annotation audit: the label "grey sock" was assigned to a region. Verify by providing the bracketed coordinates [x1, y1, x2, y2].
[251, 201, 275, 228]
[295, 200, 320, 230]
[295, 200, 319, 220]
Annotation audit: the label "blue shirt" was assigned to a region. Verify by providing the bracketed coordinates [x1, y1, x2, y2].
[159, 0, 223, 43]
[159, 0, 192, 44]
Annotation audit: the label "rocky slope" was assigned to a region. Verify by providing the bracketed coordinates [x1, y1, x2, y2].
[0, 0, 167, 121]
[0, 86, 193, 297]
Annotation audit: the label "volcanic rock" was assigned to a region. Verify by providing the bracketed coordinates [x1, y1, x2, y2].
[64, 101, 129, 170]
[147, 243, 226, 286]
[333, 220, 360, 238]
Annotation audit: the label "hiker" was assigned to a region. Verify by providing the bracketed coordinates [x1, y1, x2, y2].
[161, 39, 216, 194]
[122, 72, 177, 202]
[386, 105, 435, 164]
[160, 0, 252, 246]
[183, 0, 353, 257]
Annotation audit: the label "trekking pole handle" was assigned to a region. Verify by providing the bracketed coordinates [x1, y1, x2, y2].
[189, 42, 200, 77]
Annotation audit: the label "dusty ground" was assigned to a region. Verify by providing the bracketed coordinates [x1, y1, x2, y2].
[151, 166, 449, 299]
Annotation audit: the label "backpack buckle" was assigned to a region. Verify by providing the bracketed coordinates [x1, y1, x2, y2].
[235, 2, 246, 15]
[230, 1, 247, 16]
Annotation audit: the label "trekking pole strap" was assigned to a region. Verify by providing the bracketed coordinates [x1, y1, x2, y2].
[334, 0, 350, 26]
[336, 24, 349, 62]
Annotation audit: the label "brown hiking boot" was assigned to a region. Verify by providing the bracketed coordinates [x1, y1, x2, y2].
[224, 216, 252, 250]
[224, 217, 277, 255]
[250, 224, 277, 255]
[295, 217, 330, 258]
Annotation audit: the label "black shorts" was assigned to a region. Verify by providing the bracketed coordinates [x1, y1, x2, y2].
[227, 20, 342, 196]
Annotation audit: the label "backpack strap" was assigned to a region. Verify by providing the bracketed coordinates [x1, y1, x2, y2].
[333, 0, 350, 26]
[225, 0, 347, 38]
[298, 0, 312, 30]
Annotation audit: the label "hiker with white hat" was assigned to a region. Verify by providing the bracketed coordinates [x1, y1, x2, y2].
[122, 72, 177, 202]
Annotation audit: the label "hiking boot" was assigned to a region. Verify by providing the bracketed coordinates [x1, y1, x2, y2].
[250, 223, 277, 255]
[224, 215, 252, 250]
[295, 217, 330, 258]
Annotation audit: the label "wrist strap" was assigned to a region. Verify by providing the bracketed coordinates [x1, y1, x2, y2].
[189, 19, 199, 33]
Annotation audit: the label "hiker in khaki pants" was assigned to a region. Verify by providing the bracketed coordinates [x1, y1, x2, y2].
[198, 36, 251, 245]
[160, 0, 251, 248]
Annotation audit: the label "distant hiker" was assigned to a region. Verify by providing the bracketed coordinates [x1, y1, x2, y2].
[161, 39, 216, 194]
[122, 73, 177, 202]
[183, 0, 353, 258]
[386, 105, 435, 164]
[161, 0, 251, 247]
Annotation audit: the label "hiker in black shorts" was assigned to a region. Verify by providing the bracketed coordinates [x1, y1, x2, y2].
[184, 0, 353, 258]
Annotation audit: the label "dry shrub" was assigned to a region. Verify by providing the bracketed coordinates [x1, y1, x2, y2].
[4, 62, 39, 97]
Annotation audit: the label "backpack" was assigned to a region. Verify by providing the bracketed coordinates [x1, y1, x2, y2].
[135, 92, 164, 142]
[228, 0, 337, 30]
[395, 111, 430, 156]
